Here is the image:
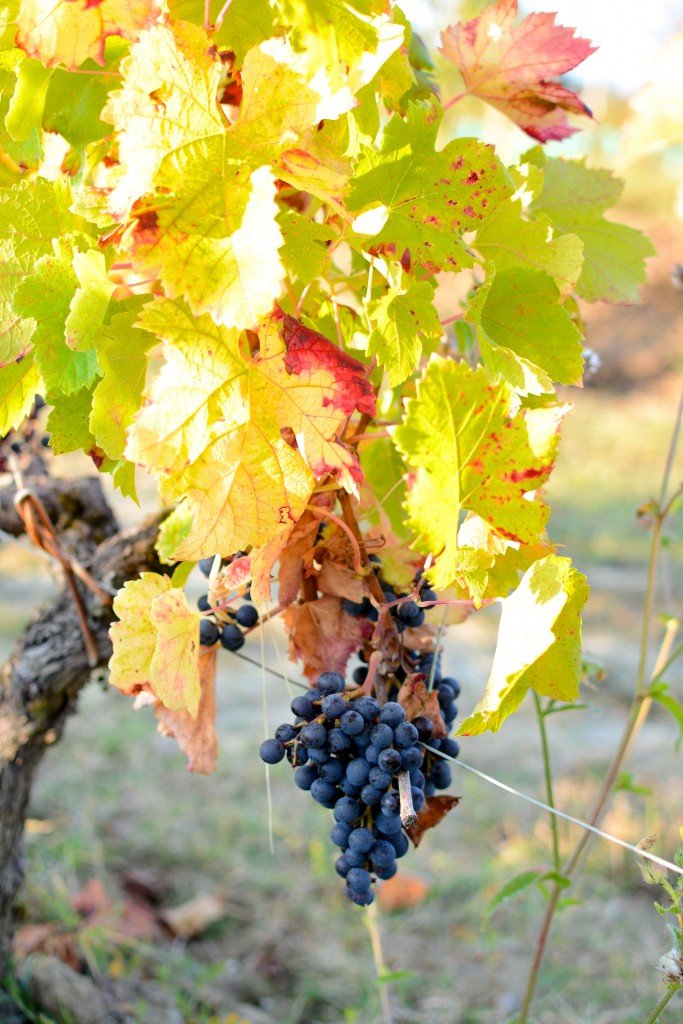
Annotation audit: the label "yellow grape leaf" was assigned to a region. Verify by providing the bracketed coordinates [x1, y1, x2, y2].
[126, 299, 375, 560]
[109, 572, 201, 716]
[103, 21, 224, 213]
[393, 357, 567, 592]
[105, 26, 331, 324]
[109, 572, 172, 696]
[149, 588, 201, 716]
[459, 555, 589, 735]
[132, 162, 285, 329]
[16, 0, 161, 69]
[452, 513, 553, 604]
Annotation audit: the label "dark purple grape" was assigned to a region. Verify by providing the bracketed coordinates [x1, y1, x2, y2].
[220, 623, 245, 651]
[236, 604, 258, 628]
[259, 738, 285, 764]
[317, 671, 345, 695]
[199, 619, 219, 646]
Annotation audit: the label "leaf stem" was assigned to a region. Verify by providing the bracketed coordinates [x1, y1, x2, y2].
[305, 504, 364, 574]
[644, 987, 678, 1024]
[533, 694, 560, 873]
[443, 90, 469, 112]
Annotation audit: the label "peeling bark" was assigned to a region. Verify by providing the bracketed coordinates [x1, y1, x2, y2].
[0, 473, 163, 972]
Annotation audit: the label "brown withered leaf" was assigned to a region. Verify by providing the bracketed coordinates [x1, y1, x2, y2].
[397, 677, 447, 738]
[315, 558, 366, 602]
[277, 511, 321, 605]
[377, 872, 430, 911]
[406, 795, 460, 848]
[155, 646, 218, 774]
[283, 595, 371, 680]
[208, 555, 251, 606]
[401, 624, 436, 655]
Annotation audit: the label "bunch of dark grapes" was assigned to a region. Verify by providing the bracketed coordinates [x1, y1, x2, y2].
[259, 659, 461, 907]
[196, 555, 257, 653]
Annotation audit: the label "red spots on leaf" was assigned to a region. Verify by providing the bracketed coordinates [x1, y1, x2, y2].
[280, 314, 376, 418]
[465, 171, 479, 184]
[451, 156, 464, 170]
[463, 205, 476, 218]
[88, 446, 105, 468]
[400, 248, 411, 272]
[504, 463, 554, 483]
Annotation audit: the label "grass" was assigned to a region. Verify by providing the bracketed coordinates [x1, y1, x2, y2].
[2, 378, 682, 1023]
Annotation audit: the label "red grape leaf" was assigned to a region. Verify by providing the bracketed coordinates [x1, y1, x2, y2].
[406, 795, 460, 848]
[154, 646, 218, 775]
[440, 0, 596, 142]
[397, 677, 447, 739]
[208, 555, 252, 608]
[280, 312, 376, 420]
[283, 595, 371, 680]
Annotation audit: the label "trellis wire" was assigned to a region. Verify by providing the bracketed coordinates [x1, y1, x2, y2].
[422, 744, 683, 878]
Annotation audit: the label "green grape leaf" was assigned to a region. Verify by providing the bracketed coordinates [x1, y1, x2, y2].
[0, 178, 81, 366]
[393, 357, 566, 591]
[467, 267, 584, 388]
[348, 97, 511, 272]
[360, 435, 409, 542]
[12, 240, 100, 396]
[168, 0, 276, 63]
[474, 199, 583, 299]
[529, 152, 655, 303]
[5, 57, 52, 142]
[46, 386, 96, 454]
[279, 210, 335, 283]
[367, 272, 442, 386]
[66, 249, 115, 351]
[0, 354, 41, 434]
[42, 66, 113, 150]
[90, 306, 153, 460]
[459, 555, 589, 735]
[453, 513, 553, 604]
[107, 26, 340, 326]
[156, 502, 193, 565]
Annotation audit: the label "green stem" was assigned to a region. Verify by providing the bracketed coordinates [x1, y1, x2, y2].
[644, 987, 678, 1024]
[533, 693, 560, 873]
[518, 385, 683, 1024]
[365, 903, 393, 1024]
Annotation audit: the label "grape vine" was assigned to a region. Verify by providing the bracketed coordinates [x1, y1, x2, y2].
[0, 0, 661, 1012]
